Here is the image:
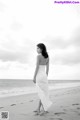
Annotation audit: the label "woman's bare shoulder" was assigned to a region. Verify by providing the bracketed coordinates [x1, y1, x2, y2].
[37, 54, 41, 59]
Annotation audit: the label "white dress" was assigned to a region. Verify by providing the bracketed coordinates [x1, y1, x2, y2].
[36, 65, 53, 111]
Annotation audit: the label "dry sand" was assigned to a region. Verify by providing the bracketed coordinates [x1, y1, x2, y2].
[0, 86, 80, 120]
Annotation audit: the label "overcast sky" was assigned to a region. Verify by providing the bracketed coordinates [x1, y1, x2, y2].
[0, 0, 80, 80]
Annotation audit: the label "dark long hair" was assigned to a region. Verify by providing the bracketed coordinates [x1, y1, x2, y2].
[37, 43, 49, 58]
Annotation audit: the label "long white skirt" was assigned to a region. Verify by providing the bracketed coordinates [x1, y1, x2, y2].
[36, 65, 53, 111]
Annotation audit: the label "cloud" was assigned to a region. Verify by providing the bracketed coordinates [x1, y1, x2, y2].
[10, 21, 23, 31]
[0, 35, 35, 64]
[72, 4, 80, 18]
[71, 26, 80, 47]
[0, 60, 34, 79]
[0, 60, 10, 70]
[43, 36, 70, 49]
[0, 0, 80, 66]
[44, 26, 80, 50]
[0, 49, 28, 63]
[0, 1, 6, 12]
[45, 26, 80, 65]
[49, 45, 80, 65]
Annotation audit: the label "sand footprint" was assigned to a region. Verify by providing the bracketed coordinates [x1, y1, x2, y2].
[72, 103, 79, 106]
[60, 105, 68, 111]
[78, 113, 80, 116]
[63, 109, 67, 112]
[10, 104, 16, 106]
[54, 112, 66, 116]
[29, 100, 34, 102]
[0, 107, 4, 109]
[77, 107, 80, 110]
[50, 118, 63, 120]
[20, 103, 23, 104]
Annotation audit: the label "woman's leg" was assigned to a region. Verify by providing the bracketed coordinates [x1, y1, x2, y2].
[38, 99, 41, 111]
[39, 101, 49, 115]
[41, 101, 45, 111]
[36, 99, 45, 112]
[34, 99, 41, 113]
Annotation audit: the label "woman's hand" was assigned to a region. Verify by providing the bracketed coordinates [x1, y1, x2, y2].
[33, 78, 36, 83]
[46, 72, 48, 76]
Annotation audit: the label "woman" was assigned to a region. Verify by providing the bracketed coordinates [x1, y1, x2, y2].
[33, 43, 53, 116]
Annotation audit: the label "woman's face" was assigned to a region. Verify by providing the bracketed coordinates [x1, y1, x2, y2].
[37, 46, 42, 54]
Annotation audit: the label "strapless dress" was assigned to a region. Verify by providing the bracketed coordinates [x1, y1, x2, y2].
[36, 65, 53, 111]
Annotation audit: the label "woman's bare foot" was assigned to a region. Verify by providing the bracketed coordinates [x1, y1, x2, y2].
[33, 108, 40, 112]
[45, 111, 49, 113]
[39, 110, 49, 116]
[39, 111, 45, 116]
[34, 110, 40, 115]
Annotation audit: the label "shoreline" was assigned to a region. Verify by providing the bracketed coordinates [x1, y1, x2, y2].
[0, 85, 80, 106]
[0, 82, 80, 98]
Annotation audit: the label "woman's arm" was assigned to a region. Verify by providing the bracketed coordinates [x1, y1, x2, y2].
[33, 55, 40, 80]
[46, 57, 49, 76]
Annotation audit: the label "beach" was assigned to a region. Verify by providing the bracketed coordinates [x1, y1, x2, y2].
[0, 85, 80, 120]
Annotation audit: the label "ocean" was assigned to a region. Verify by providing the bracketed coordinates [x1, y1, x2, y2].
[0, 79, 80, 98]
